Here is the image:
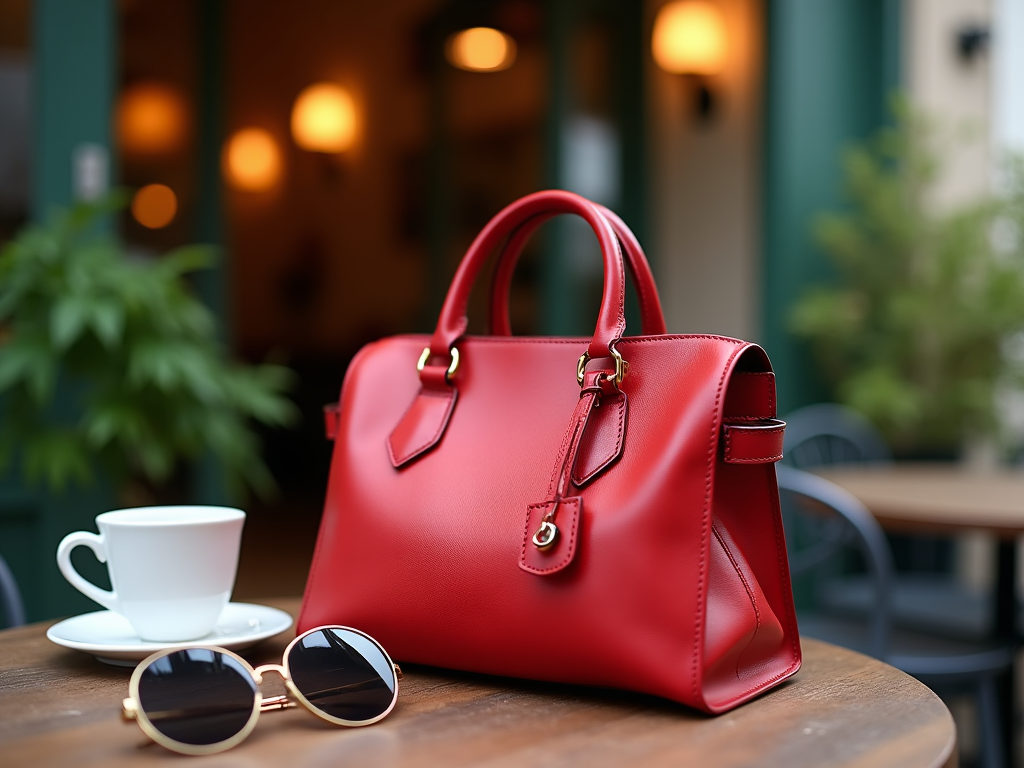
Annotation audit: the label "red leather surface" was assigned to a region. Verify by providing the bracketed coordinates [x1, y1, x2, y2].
[386, 384, 457, 468]
[301, 191, 800, 714]
[723, 371, 776, 419]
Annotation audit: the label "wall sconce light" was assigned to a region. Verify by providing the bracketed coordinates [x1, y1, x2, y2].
[956, 23, 990, 63]
[652, 1, 727, 121]
[117, 83, 187, 154]
[446, 27, 517, 72]
[222, 128, 282, 192]
[291, 83, 358, 153]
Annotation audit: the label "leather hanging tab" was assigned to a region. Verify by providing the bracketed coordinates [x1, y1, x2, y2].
[520, 368, 615, 576]
[571, 390, 627, 487]
[722, 419, 786, 464]
[387, 366, 458, 468]
[520, 498, 581, 575]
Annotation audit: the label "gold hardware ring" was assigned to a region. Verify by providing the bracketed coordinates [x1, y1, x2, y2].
[417, 346, 460, 382]
[576, 345, 626, 387]
[533, 520, 559, 551]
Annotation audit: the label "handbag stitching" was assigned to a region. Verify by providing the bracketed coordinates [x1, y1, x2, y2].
[715, 473, 803, 708]
[571, 393, 626, 486]
[723, 426, 785, 464]
[545, 396, 592, 497]
[613, 234, 626, 340]
[389, 333, 748, 346]
[386, 387, 456, 467]
[711, 524, 763, 676]
[712, 468, 802, 708]
[700, 354, 802, 706]
[694, 343, 746, 699]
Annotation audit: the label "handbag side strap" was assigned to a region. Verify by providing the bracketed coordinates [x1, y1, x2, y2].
[721, 370, 783, 464]
[722, 420, 786, 464]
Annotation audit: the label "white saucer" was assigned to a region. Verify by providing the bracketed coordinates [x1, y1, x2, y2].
[46, 602, 294, 666]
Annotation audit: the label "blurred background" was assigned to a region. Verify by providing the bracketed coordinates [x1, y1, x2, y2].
[0, 0, 1020, 623]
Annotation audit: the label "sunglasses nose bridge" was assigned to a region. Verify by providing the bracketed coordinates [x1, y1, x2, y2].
[252, 663, 289, 685]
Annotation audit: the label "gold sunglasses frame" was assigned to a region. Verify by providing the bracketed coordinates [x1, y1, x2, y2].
[122, 624, 401, 756]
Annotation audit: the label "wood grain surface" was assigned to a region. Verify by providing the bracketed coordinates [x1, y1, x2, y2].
[0, 598, 956, 768]
[816, 464, 1024, 538]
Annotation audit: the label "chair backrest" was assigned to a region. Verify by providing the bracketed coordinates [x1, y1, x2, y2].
[0, 553, 26, 628]
[782, 403, 892, 468]
[776, 465, 893, 659]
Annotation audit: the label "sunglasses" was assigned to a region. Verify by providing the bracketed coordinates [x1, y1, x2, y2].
[122, 625, 400, 755]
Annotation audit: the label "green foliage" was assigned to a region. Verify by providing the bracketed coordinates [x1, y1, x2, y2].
[0, 196, 298, 495]
[790, 103, 1024, 455]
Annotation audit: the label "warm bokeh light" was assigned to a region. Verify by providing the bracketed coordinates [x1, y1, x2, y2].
[291, 83, 358, 153]
[222, 128, 282, 191]
[131, 184, 178, 229]
[652, 1, 727, 75]
[446, 27, 516, 72]
[117, 84, 187, 154]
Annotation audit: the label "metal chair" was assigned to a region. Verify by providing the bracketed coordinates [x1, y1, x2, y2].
[783, 402, 892, 468]
[0, 553, 25, 628]
[783, 403, 984, 637]
[778, 465, 1012, 768]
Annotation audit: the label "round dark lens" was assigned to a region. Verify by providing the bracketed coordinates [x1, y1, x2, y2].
[288, 628, 396, 722]
[137, 649, 257, 746]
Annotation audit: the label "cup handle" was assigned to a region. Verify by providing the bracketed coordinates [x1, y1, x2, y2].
[56, 531, 118, 612]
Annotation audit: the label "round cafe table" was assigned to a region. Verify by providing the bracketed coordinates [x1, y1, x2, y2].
[0, 598, 956, 768]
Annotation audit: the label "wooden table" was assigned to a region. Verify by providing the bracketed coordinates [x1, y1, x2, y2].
[816, 463, 1024, 766]
[0, 598, 956, 768]
[815, 464, 1024, 540]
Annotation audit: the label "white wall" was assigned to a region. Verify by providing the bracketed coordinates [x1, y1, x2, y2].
[903, 0, 993, 209]
[647, 0, 763, 340]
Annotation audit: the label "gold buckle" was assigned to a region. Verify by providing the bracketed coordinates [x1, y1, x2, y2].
[576, 345, 626, 387]
[417, 346, 460, 382]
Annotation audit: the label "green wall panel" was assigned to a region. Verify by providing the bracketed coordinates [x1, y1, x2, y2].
[0, 0, 118, 623]
[762, 0, 900, 414]
[31, 0, 115, 220]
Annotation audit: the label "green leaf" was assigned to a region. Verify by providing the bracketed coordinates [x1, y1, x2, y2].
[0, 336, 55, 400]
[128, 338, 182, 391]
[82, 401, 145, 447]
[24, 431, 92, 491]
[89, 301, 125, 349]
[158, 245, 217, 277]
[0, 192, 296, 496]
[50, 296, 91, 350]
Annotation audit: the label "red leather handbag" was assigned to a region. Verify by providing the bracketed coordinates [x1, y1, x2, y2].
[299, 190, 801, 713]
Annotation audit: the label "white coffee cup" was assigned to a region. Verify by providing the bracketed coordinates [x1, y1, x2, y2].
[56, 506, 245, 642]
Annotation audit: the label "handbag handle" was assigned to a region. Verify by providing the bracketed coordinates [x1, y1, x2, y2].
[427, 190, 628, 370]
[488, 206, 667, 336]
